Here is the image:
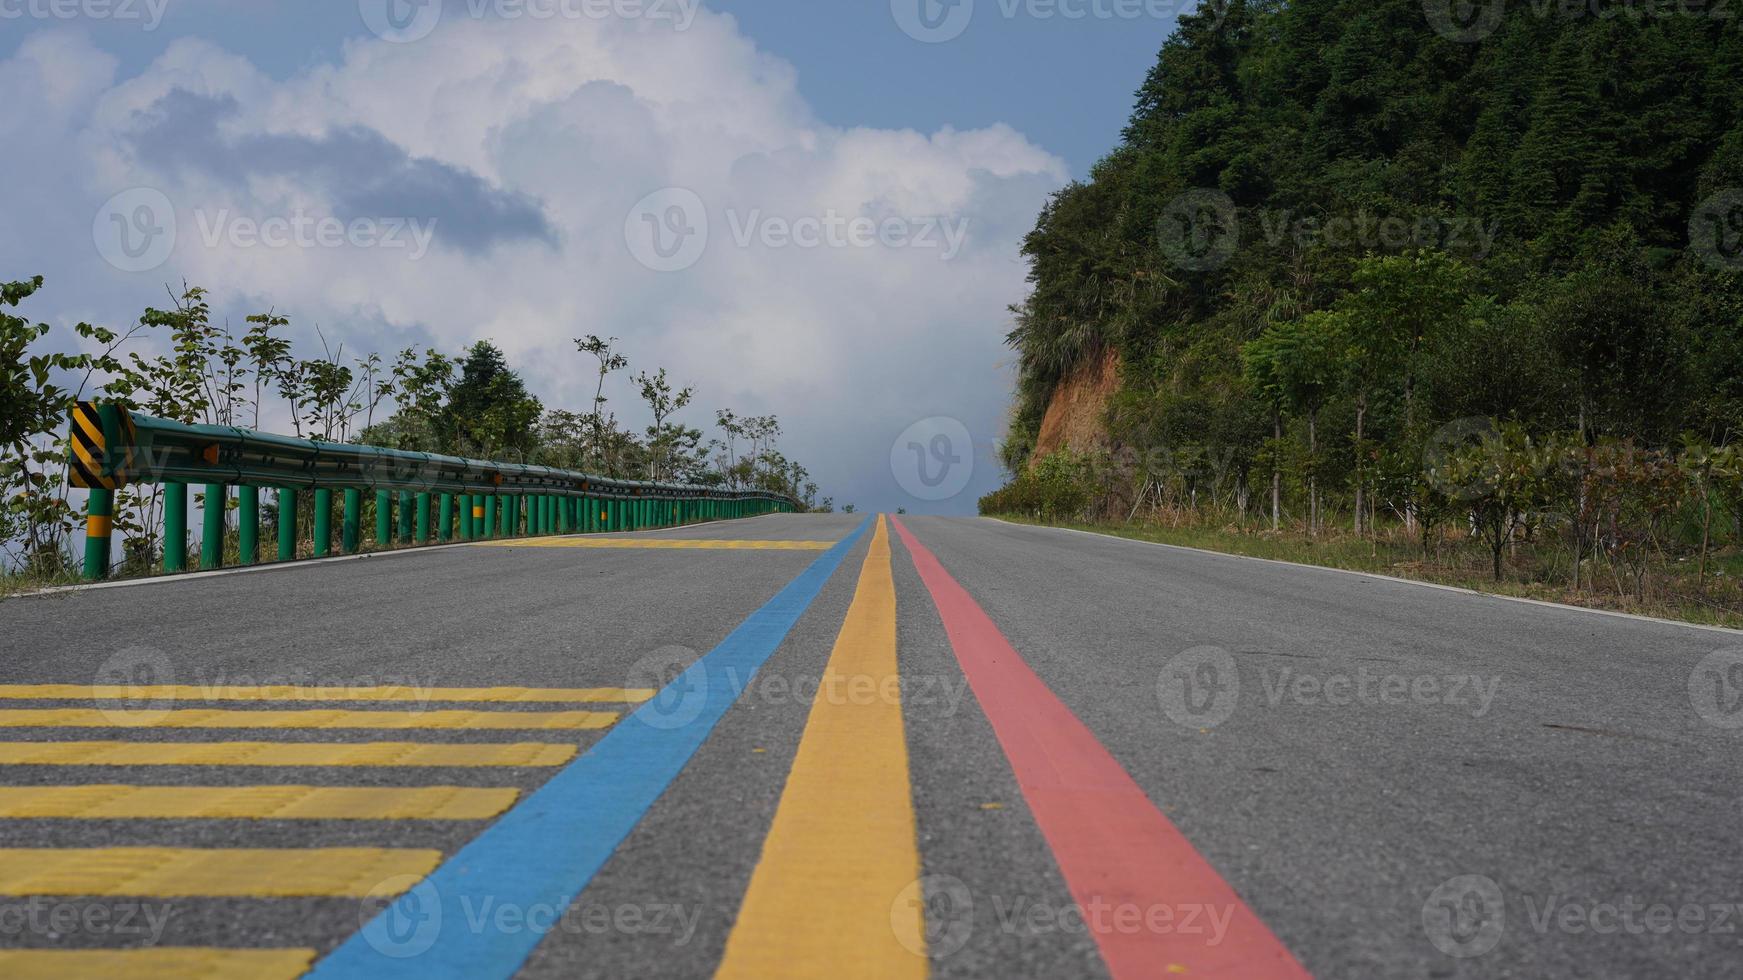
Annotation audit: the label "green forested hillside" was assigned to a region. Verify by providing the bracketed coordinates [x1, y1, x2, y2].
[988, 0, 1743, 605]
[994, 0, 1743, 539]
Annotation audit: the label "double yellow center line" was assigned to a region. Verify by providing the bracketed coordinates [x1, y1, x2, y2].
[717, 516, 928, 978]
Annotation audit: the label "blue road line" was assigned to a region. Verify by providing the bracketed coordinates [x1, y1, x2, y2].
[309, 517, 872, 980]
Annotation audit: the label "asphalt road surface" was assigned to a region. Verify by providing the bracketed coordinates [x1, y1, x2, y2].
[1, 513, 1740, 979]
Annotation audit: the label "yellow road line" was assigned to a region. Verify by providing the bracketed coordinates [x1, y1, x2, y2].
[0, 685, 653, 704]
[0, 709, 617, 730]
[716, 516, 927, 978]
[0, 740, 577, 767]
[0, 784, 518, 820]
[475, 538, 833, 550]
[0, 948, 316, 980]
[0, 847, 440, 897]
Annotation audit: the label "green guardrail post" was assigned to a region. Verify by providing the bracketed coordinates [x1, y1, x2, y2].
[397, 490, 414, 544]
[342, 488, 361, 553]
[82, 487, 114, 581]
[200, 483, 225, 571]
[416, 492, 432, 544]
[480, 494, 495, 540]
[375, 490, 392, 546]
[277, 488, 297, 562]
[163, 481, 188, 573]
[313, 488, 333, 558]
[438, 493, 453, 542]
[238, 485, 259, 565]
[459, 493, 472, 540]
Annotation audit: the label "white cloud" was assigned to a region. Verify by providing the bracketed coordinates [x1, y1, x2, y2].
[3, 12, 1067, 511]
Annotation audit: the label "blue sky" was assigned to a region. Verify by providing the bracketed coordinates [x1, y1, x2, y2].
[3, 1, 1195, 513]
[2, 1, 1174, 175]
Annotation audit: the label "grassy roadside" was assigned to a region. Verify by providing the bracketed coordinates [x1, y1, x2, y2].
[993, 515, 1743, 631]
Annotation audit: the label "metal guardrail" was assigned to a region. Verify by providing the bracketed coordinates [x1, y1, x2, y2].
[66, 402, 798, 581]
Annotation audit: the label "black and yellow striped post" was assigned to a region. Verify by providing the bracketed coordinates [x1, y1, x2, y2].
[67, 402, 133, 581]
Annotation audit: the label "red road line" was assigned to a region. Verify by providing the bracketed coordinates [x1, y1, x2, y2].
[891, 517, 1311, 980]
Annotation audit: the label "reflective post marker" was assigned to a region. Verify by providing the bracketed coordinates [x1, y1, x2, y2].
[82, 488, 113, 581]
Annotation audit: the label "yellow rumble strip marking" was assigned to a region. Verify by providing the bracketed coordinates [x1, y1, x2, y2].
[0, 709, 617, 730]
[475, 537, 834, 551]
[716, 516, 927, 978]
[0, 947, 316, 980]
[0, 847, 441, 897]
[0, 685, 654, 704]
[0, 740, 577, 767]
[0, 785, 519, 820]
